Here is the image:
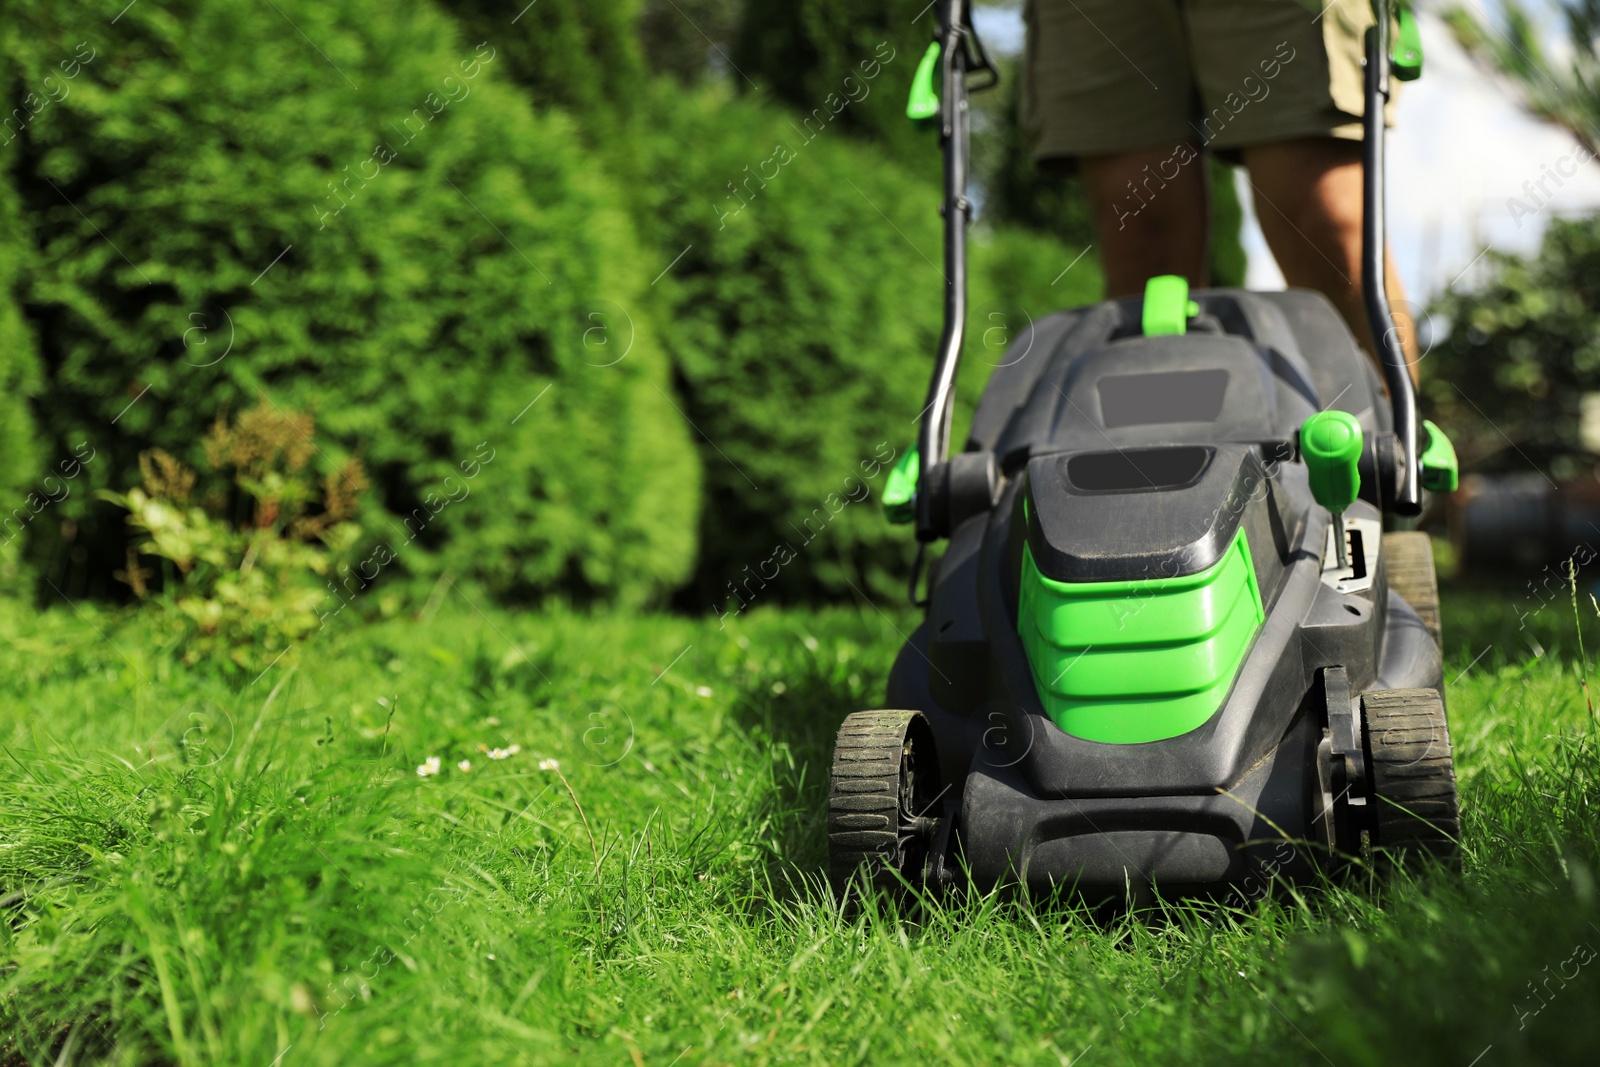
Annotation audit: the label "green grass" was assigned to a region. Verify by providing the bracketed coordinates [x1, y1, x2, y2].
[1, 584, 1598, 1066]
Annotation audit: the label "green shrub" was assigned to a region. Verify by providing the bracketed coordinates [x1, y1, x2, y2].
[0, 124, 44, 589]
[438, 0, 646, 135]
[100, 405, 369, 673]
[627, 86, 1099, 606]
[638, 0, 746, 83]
[734, 0, 939, 169]
[4, 0, 699, 606]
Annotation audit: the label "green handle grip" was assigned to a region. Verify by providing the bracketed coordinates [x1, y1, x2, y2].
[906, 43, 940, 124]
[1420, 419, 1458, 493]
[1301, 411, 1363, 514]
[883, 446, 919, 524]
[1392, 5, 1423, 82]
[1141, 275, 1198, 336]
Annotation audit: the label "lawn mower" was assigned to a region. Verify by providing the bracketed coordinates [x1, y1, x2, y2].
[828, 0, 1462, 896]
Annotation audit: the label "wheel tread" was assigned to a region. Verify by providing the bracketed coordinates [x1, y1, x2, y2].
[1383, 532, 1442, 645]
[827, 710, 939, 895]
[1364, 687, 1461, 870]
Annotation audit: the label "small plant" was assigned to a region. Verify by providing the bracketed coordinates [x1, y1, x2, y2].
[102, 403, 368, 672]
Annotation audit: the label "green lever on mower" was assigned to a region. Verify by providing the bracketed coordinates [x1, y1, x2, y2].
[1392, 4, 1423, 82]
[907, 43, 941, 125]
[1301, 411, 1363, 569]
[1420, 419, 1458, 492]
[883, 447, 919, 524]
[1142, 275, 1200, 336]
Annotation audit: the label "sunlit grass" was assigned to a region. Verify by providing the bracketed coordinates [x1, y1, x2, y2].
[0, 585, 1596, 1065]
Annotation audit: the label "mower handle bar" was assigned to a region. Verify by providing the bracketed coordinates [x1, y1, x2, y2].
[1362, 6, 1422, 514]
[913, 0, 1423, 541]
[914, 0, 985, 540]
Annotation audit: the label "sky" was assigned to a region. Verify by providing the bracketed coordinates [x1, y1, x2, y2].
[970, 1, 1600, 304]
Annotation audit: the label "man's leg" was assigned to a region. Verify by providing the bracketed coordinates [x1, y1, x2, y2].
[1241, 137, 1419, 379]
[1079, 145, 1211, 299]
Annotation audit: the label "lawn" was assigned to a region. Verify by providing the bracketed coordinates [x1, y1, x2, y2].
[1, 581, 1597, 1066]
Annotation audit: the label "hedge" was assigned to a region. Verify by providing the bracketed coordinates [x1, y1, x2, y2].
[3, 0, 699, 605]
[624, 85, 1100, 607]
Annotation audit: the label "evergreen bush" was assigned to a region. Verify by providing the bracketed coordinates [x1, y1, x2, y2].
[3, 0, 700, 606]
[628, 87, 1099, 607]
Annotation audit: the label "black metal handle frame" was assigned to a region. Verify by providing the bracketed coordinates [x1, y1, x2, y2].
[912, 0, 1422, 541]
[914, 0, 995, 542]
[1363, 1, 1423, 515]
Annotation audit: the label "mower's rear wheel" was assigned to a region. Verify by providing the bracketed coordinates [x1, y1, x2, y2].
[1383, 532, 1441, 645]
[1363, 687, 1461, 870]
[827, 710, 942, 896]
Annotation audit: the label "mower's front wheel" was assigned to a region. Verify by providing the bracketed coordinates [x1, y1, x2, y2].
[1363, 687, 1461, 870]
[827, 710, 944, 896]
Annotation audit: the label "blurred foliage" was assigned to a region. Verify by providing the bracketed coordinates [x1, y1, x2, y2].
[733, 0, 938, 168]
[1208, 159, 1248, 288]
[438, 0, 646, 136]
[1444, 0, 1600, 156]
[638, 0, 745, 83]
[1427, 215, 1600, 478]
[0, 140, 44, 589]
[626, 87, 1099, 606]
[99, 405, 368, 673]
[3, 0, 699, 607]
[1, 0, 1117, 613]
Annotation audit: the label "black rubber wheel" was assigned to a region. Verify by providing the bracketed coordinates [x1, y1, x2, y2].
[1363, 687, 1461, 870]
[827, 710, 942, 896]
[1383, 532, 1441, 646]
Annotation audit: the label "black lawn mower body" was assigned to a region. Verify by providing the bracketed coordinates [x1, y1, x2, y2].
[826, 0, 1461, 898]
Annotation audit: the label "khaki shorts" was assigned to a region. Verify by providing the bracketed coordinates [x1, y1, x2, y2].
[1022, 0, 1398, 162]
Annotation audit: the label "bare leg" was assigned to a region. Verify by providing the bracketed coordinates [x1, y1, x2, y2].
[1079, 145, 1210, 299]
[1241, 138, 1419, 381]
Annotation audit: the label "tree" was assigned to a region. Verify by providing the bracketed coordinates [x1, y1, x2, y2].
[1444, 0, 1600, 155]
[1427, 215, 1600, 480]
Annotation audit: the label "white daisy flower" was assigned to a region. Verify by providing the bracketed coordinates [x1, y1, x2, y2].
[457, 760, 472, 772]
[538, 757, 560, 771]
[416, 756, 442, 777]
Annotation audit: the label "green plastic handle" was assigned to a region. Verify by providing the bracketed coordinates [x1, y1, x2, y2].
[907, 43, 940, 124]
[1420, 419, 1458, 493]
[883, 446, 919, 524]
[1392, 4, 1422, 81]
[1142, 275, 1198, 336]
[1301, 411, 1364, 514]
